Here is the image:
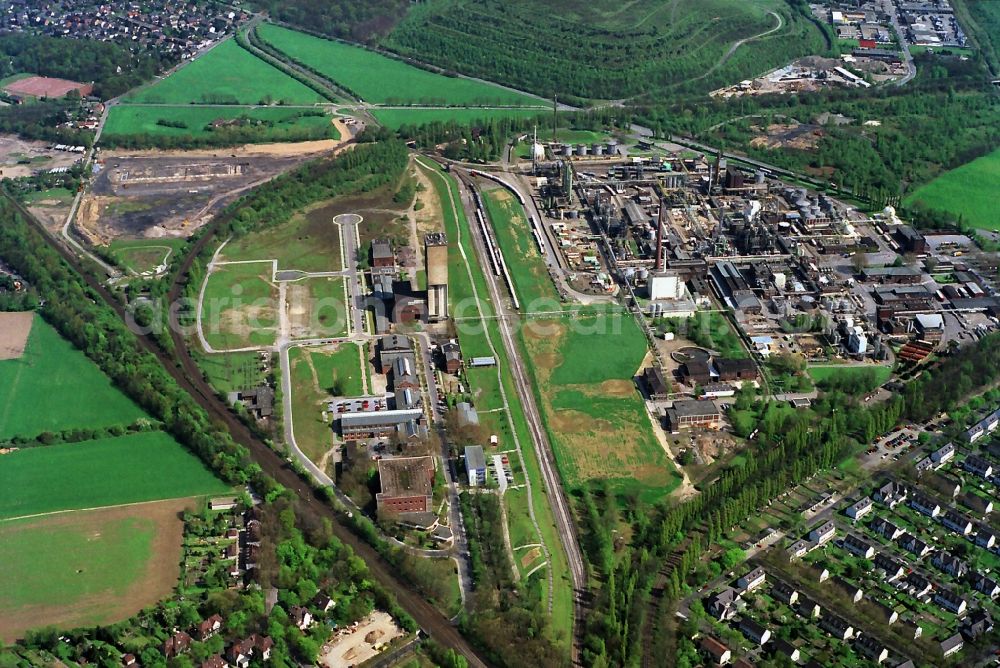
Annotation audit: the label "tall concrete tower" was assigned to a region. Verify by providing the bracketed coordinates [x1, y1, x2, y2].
[425, 232, 448, 322]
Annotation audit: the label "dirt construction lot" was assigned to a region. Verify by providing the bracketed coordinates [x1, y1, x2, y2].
[320, 611, 404, 668]
[0, 497, 192, 642]
[0, 133, 81, 179]
[0, 311, 34, 360]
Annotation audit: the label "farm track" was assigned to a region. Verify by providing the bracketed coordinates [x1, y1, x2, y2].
[2, 167, 493, 668]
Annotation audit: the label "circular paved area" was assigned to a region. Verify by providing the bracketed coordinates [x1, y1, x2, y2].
[333, 213, 363, 226]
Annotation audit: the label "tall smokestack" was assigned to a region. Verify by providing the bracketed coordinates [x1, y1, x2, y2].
[655, 205, 665, 272]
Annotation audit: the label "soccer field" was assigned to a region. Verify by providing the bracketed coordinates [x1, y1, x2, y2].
[0, 432, 230, 520]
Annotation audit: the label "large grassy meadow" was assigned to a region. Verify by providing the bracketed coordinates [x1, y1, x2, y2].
[221, 201, 344, 272]
[126, 38, 325, 105]
[522, 313, 680, 503]
[904, 147, 1000, 230]
[257, 24, 544, 107]
[0, 316, 146, 440]
[0, 498, 190, 642]
[0, 432, 230, 519]
[104, 105, 338, 141]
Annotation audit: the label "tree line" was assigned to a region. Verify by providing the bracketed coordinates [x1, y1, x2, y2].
[0, 34, 170, 99]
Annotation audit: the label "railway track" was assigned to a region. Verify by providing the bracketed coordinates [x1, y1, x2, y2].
[3, 166, 493, 668]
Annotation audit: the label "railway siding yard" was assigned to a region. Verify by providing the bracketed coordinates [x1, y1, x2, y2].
[420, 159, 575, 644]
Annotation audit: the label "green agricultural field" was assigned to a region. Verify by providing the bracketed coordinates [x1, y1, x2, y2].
[257, 24, 545, 106]
[523, 313, 680, 503]
[104, 105, 339, 141]
[0, 315, 146, 440]
[385, 0, 828, 99]
[481, 186, 561, 307]
[125, 38, 326, 105]
[221, 199, 344, 272]
[904, 147, 1000, 230]
[200, 262, 278, 350]
[0, 498, 190, 641]
[372, 107, 546, 130]
[0, 432, 229, 519]
[106, 238, 186, 275]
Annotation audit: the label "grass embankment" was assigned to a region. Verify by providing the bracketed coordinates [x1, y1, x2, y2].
[0, 315, 146, 440]
[0, 432, 230, 519]
[257, 24, 545, 107]
[106, 237, 187, 274]
[419, 158, 574, 645]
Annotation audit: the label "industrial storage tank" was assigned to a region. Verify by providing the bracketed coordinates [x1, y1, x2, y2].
[637, 267, 650, 281]
[576, 144, 589, 156]
[562, 144, 573, 157]
[592, 144, 605, 156]
[605, 140, 619, 155]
